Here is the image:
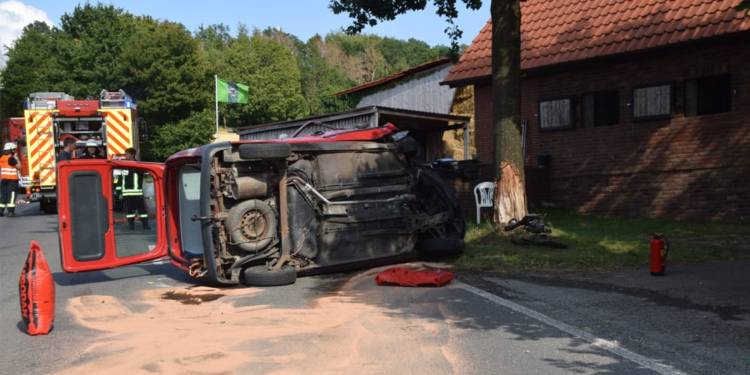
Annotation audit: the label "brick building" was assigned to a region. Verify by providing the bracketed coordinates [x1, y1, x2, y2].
[442, 0, 750, 221]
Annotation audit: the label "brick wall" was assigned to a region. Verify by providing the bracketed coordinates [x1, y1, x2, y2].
[472, 37, 750, 221]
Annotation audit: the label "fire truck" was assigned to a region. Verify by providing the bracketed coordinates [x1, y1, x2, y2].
[18, 90, 141, 213]
[0, 117, 28, 175]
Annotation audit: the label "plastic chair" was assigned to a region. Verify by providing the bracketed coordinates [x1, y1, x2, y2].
[474, 181, 495, 224]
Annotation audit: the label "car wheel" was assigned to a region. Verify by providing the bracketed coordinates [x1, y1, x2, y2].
[242, 265, 297, 286]
[238, 143, 291, 160]
[418, 238, 465, 257]
[226, 199, 277, 253]
[416, 168, 465, 239]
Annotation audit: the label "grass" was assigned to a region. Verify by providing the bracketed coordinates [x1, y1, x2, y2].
[455, 209, 750, 273]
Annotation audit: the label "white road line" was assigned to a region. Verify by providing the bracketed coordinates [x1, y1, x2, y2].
[453, 281, 687, 375]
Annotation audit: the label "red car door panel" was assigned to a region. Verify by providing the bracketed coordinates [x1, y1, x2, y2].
[58, 160, 169, 272]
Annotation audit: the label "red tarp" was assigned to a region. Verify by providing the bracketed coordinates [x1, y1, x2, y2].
[375, 267, 454, 287]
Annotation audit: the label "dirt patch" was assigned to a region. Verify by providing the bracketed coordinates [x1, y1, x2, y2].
[61, 267, 461, 374]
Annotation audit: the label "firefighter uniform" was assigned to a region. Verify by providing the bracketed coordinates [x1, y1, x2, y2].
[0, 144, 20, 217]
[119, 170, 150, 230]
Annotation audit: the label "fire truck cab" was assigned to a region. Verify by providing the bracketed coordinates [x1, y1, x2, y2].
[23, 90, 140, 213]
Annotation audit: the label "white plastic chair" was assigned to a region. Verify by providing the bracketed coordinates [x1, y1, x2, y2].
[474, 181, 495, 224]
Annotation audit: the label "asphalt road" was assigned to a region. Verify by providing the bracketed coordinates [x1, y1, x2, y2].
[1, 203, 746, 374]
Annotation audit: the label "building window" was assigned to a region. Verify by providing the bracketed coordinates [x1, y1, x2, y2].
[539, 98, 574, 130]
[633, 84, 671, 120]
[685, 75, 731, 116]
[582, 90, 619, 127]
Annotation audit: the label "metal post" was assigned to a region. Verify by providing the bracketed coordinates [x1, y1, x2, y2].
[214, 74, 219, 136]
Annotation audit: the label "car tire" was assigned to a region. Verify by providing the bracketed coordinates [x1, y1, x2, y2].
[238, 143, 291, 160]
[242, 265, 297, 286]
[226, 199, 277, 253]
[418, 238, 465, 257]
[417, 168, 466, 239]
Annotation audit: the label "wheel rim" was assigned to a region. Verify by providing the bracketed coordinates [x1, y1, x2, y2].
[240, 209, 268, 240]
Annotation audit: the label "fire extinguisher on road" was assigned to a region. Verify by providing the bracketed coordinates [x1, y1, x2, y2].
[650, 233, 669, 276]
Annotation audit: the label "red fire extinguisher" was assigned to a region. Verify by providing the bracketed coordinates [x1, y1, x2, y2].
[650, 233, 669, 276]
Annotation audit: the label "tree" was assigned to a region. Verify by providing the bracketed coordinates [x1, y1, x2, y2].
[57, 4, 137, 97]
[195, 23, 233, 76]
[330, 0, 482, 53]
[221, 32, 308, 126]
[148, 109, 215, 160]
[739, 0, 750, 11]
[119, 20, 211, 126]
[298, 35, 357, 115]
[330, 0, 527, 226]
[0, 22, 64, 117]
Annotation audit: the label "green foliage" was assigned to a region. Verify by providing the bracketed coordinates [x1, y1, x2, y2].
[0, 22, 64, 117]
[1, 4, 453, 159]
[297, 35, 357, 115]
[146, 109, 215, 161]
[329, 0, 482, 52]
[215, 32, 308, 126]
[57, 4, 138, 97]
[120, 20, 210, 126]
[738, 0, 750, 11]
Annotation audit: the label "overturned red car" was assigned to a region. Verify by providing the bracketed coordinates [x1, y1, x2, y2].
[57, 124, 465, 286]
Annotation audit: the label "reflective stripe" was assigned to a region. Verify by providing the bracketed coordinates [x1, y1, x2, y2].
[126, 214, 136, 219]
[7, 191, 15, 208]
[139, 214, 148, 218]
[0, 155, 19, 180]
[0, 204, 5, 208]
[0, 168, 18, 180]
[121, 171, 143, 195]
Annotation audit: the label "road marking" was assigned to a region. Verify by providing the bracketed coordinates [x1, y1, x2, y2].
[453, 281, 687, 375]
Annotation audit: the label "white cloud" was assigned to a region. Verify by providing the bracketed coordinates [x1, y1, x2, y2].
[0, 1, 52, 68]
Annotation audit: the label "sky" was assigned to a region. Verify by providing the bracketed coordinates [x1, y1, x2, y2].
[1, 0, 490, 67]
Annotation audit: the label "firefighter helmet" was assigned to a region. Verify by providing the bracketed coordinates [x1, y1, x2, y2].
[3, 142, 17, 151]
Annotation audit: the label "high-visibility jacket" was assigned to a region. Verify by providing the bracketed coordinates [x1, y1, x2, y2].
[0, 155, 19, 180]
[120, 170, 143, 197]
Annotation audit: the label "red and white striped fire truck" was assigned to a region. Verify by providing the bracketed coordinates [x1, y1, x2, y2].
[20, 90, 141, 213]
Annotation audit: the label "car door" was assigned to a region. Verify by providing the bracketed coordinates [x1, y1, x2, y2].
[57, 159, 169, 272]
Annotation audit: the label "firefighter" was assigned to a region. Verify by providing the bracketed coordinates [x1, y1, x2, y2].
[120, 148, 150, 230]
[58, 138, 77, 161]
[0, 142, 20, 217]
[79, 140, 103, 159]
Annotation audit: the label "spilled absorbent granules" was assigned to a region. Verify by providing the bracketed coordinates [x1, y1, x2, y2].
[62, 269, 462, 375]
[161, 290, 226, 305]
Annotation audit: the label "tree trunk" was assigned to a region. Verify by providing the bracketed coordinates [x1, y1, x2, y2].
[491, 0, 527, 227]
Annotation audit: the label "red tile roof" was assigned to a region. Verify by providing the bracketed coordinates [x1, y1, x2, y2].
[443, 0, 750, 85]
[335, 58, 451, 96]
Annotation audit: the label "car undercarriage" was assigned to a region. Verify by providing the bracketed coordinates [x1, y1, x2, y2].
[189, 137, 465, 286]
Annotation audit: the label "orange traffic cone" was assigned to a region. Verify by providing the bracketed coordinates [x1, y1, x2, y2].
[19, 240, 55, 335]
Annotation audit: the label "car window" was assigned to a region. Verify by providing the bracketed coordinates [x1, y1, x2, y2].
[112, 168, 157, 257]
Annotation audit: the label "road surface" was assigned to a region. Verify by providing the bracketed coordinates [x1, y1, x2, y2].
[1, 203, 747, 374]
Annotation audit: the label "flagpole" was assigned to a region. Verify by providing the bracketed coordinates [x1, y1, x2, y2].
[214, 74, 219, 136]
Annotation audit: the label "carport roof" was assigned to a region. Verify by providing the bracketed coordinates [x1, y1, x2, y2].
[237, 106, 470, 138]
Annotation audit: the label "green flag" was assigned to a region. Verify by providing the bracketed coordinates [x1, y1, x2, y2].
[216, 78, 249, 104]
